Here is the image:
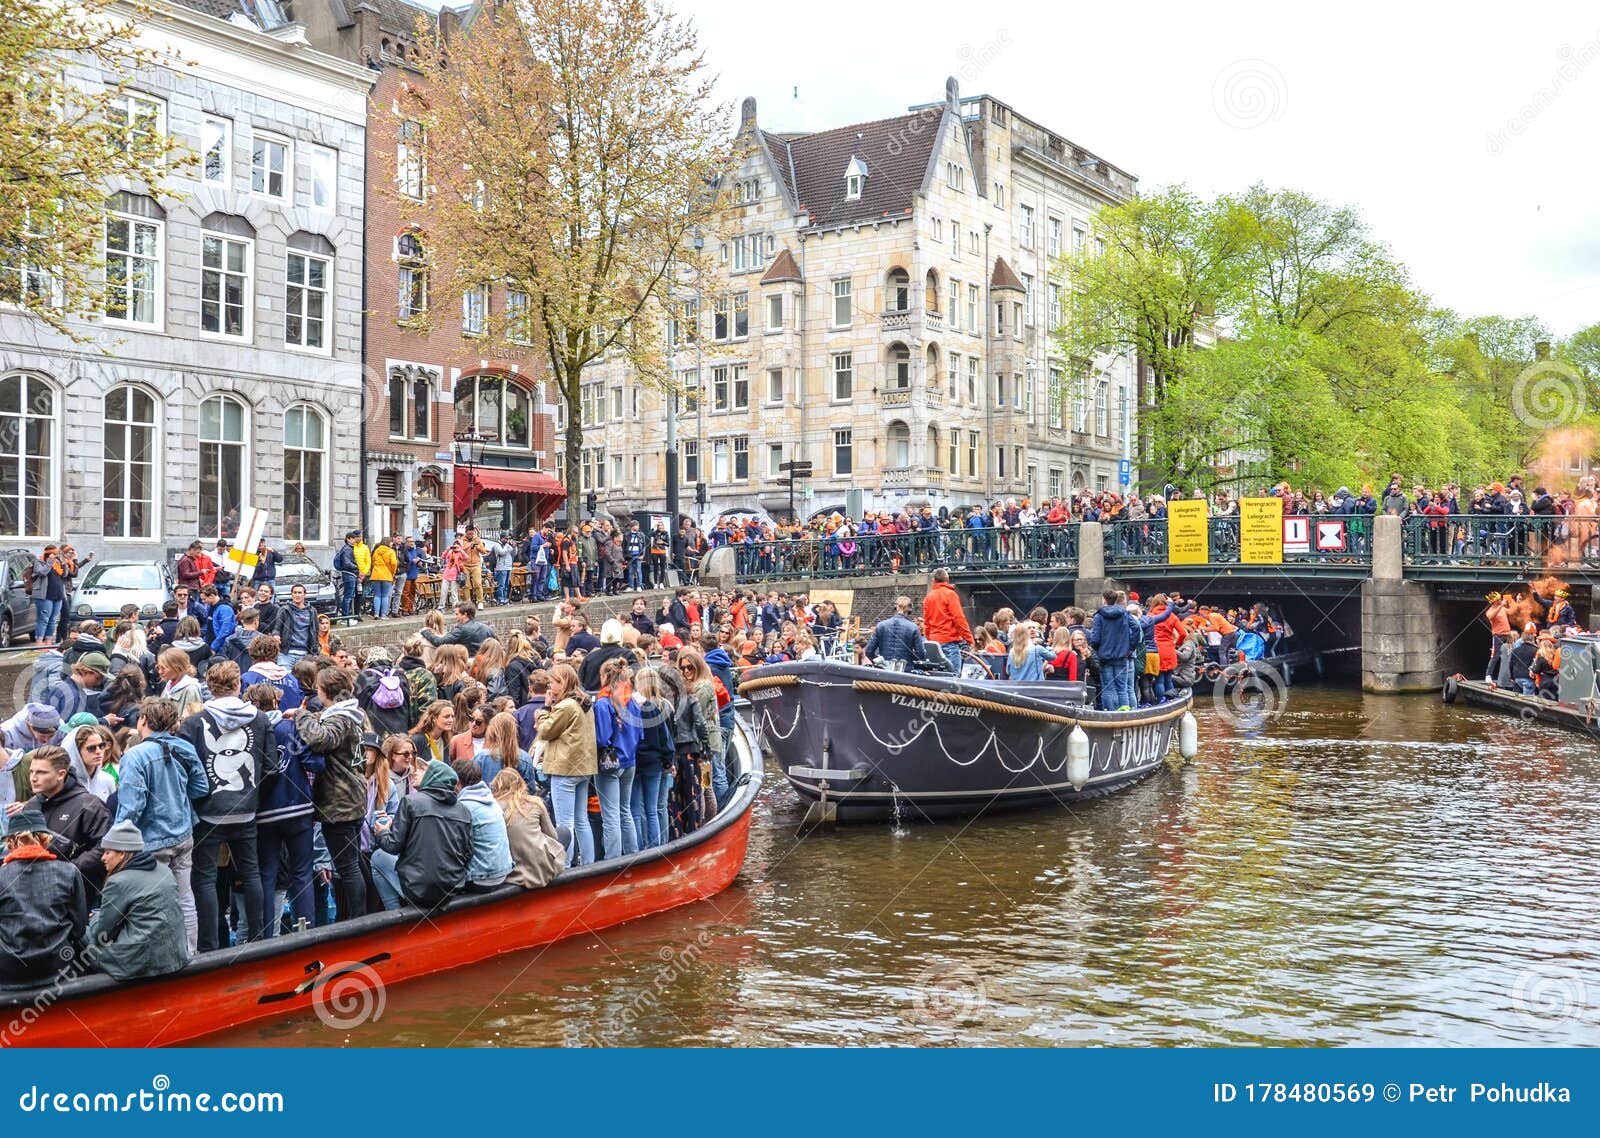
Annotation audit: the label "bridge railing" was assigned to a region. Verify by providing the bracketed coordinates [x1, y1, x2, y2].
[731, 524, 1081, 583]
[1402, 513, 1600, 573]
[1102, 516, 1374, 569]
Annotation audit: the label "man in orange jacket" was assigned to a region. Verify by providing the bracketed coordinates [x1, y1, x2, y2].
[922, 567, 973, 674]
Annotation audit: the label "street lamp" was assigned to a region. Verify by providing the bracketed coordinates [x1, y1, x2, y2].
[453, 431, 489, 531]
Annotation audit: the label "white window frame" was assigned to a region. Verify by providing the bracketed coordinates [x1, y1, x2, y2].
[966, 284, 978, 333]
[765, 367, 783, 405]
[250, 132, 292, 202]
[833, 428, 853, 477]
[732, 364, 749, 410]
[200, 115, 232, 186]
[733, 435, 749, 480]
[1096, 379, 1110, 437]
[1048, 217, 1062, 258]
[767, 442, 783, 478]
[766, 292, 783, 331]
[506, 288, 532, 344]
[284, 249, 331, 354]
[283, 403, 327, 545]
[101, 384, 160, 541]
[110, 91, 165, 155]
[1020, 204, 1034, 248]
[199, 231, 253, 342]
[397, 120, 426, 201]
[102, 210, 164, 329]
[197, 393, 249, 542]
[712, 365, 729, 411]
[462, 284, 489, 337]
[832, 278, 852, 327]
[0, 373, 58, 540]
[832, 352, 853, 402]
[306, 143, 338, 211]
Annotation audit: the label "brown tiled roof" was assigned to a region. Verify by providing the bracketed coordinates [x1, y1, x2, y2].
[761, 248, 802, 283]
[759, 131, 798, 204]
[765, 107, 945, 230]
[990, 256, 1024, 292]
[167, 0, 249, 21]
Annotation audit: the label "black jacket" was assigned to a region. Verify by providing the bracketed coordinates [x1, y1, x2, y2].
[376, 784, 474, 908]
[578, 643, 628, 692]
[355, 667, 413, 738]
[502, 655, 535, 708]
[628, 612, 656, 636]
[0, 850, 86, 985]
[35, 774, 110, 901]
[273, 603, 318, 655]
[422, 620, 496, 655]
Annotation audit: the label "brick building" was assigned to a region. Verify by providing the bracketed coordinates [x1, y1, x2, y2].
[298, 0, 561, 550]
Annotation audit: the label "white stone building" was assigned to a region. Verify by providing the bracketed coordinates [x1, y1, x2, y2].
[566, 78, 1139, 525]
[0, 0, 372, 565]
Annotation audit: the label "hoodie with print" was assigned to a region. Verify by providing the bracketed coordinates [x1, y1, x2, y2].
[177, 695, 272, 826]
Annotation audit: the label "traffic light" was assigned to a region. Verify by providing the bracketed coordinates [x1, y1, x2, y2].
[586, 490, 597, 516]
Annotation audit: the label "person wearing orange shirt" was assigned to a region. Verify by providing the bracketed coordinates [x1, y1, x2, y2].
[923, 567, 974, 674]
[1483, 591, 1512, 681]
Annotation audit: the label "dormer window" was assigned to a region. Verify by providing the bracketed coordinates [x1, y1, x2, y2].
[844, 156, 868, 201]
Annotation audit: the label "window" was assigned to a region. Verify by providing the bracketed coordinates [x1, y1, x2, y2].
[845, 173, 862, 200]
[251, 133, 290, 200]
[713, 296, 729, 341]
[948, 352, 959, 400]
[198, 394, 246, 540]
[949, 279, 959, 323]
[733, 293, 748, 338]
[456, 375, 535, 450]
[1048, 283, 1061, 331]
[1020, 204, 1034, 248]
[766, 293, 783, 330]
[832, 279, 852, 326]
[946, 162, 964, 191]
[1095, 236, 1106, 258]
[1073, 371, 1088, 432]
[947, 429, 958, 475]
[1072, 225, 1086, 254]
[951, 222, 959, 258]
[0, 373, 55, 538]
[1013, 372, 1024, 410]
[506, 288, 531, 343]
[1049, 366, 1064, 429]
[283, 405, 325, 544]
[932, 218, 943, 242]
[733, 436, 749, 480]
[1048, 217, 1062, 258]
[832, 352, 853, 401]
[1022, 274, 1035, 325]
[994, 372, 1006, 407]
[969, 230, 980, 255]
[285, 251, 329, 351]
[712, 365, 729, 411]
[833, 428, 853, 476]
[734, 177, 761, 203]
[580, 381, 603, 427]
[387, 367, 433, 441]
[611, 455, 623, 487]
[732, 364, 749, 409]
[109, 92, 164, 154]
[888, 343, 910, 390]
[967, 357, 978, 404]
[102, 386, 156, 539]
[1027, 463, 1037, 499]
[766, 367, 783, 404]
[104, 210, 162, 326]
[396, 232, 427, 320]
[397, 121, 426, 200]
[682, 440, 699, 483]
[712, 439, 729, 482]
[888, 421, 910, 467]
[995, 301, 1005, 335]
[610, 386, 624, 421]
[201, 116, 231, 185]
[307, 145, 337, 210]
[767, 443, 783, 477]
[967, 430, 979, 478]
[1025, 366, 1036, 421]
[1049, 468, 1064, 499]
[732, 234, 764, 271]
[677, 298, 698, 344]
[966, 284, 978, 333]
[994, 182, 1005, 208]
[1096, 380, 1109, 436]
[200, 233, 251, 339]
[462, 284, 488, 336]
[1013, 301, 1023, 336]
[887, 268, 910, 312]
[676, 368, 698, 417]
[997, 446, 1005, 478]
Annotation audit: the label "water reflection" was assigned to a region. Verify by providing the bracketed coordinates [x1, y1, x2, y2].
[204, 688, 1599, 1047]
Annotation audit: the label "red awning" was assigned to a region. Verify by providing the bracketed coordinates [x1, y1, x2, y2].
[453, 466, 566, 520]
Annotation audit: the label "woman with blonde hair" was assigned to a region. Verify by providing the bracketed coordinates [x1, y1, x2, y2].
[477, 711, 537, 790]
[535, 663, 596, 866]
[502, 630, 537, 706]
[423, 609, 447, 637]
[489, 769, 566, 889]
[156, 647, 205, 715]
[469, 637, 508, 699]
[674, 647, 722, 824]
[409, 699, 456, 764]
[431, 643, 471, 702]
[1007, 622, 1055, 682]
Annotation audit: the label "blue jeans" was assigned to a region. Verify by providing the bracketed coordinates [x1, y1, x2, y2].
[33, 598, 61, 642]
[338, 572, 358, 617]
[627, 559, 644, 590]
[1099, 658, 1131, 711]
[370, 580, 393, 618]
[370, 849, 403, 910]
[596, 766, 637, 860]
[630, 765, 664, 848]
[1153, 670, 1175, 702]
[713, 712, 735, 811]
[495, 569, 511, 604]
[1515, 678, 1536, 696]
[939, 642, 965, 675]
[257, 814, 314, 935]
[550, 775, 594, 866]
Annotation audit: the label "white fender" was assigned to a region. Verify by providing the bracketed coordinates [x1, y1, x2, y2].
[1067, 725, 1091, 791]
[1179, 711, 1198, 763]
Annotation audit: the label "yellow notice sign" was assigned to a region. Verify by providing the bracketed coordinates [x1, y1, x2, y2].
[1239, 497, 1284, 564]
[1167, 499, 1209, 564]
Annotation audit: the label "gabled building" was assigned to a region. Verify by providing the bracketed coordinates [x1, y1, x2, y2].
[0, 0, 372, 566]
[569, 78, 1140, 525]
[298, 0, 561, 548]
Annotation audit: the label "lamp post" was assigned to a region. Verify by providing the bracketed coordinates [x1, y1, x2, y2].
[453, 431, 488, 534]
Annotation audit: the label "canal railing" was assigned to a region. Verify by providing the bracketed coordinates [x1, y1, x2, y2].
[731, 524, 1081, 582]
[1400, 514, 1600, 578]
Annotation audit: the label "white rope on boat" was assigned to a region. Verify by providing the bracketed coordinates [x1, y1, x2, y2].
[854, 703, 1063, 775]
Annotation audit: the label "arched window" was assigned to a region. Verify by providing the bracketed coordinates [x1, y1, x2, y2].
[926, 424, 939, 470]
[0, 373, 55, 538]
[284, 404, 326, 544]
[925, 343, 940, 381]
[887, 342, 911, 390]
[198, 394, 247, 539]
[888, 420, 910, 468]
[925, 269, 940, 313]
[887, 267, 910, 312]
[103, 385, 157, 539]
[455, 374, 533, 452]
[397, 231, 427, 319]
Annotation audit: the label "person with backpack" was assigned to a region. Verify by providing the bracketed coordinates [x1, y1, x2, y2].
[245, 682, 317, 937]
[355, 647, 411, 737]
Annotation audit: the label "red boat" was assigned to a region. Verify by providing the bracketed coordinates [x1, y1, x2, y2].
[0, 721, 763, 1048]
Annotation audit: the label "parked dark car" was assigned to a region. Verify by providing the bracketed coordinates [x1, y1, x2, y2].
[270, 552, 338, 613]
[0, 549, 38, 648]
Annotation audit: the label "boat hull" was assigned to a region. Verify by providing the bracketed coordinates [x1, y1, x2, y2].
[745, 660, 1188, 822]
[1447, 675, 1600, 738]
[0, 720, 764, 1048]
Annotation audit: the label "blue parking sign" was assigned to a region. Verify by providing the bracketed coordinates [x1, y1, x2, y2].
[1118, 458, 1131, 485]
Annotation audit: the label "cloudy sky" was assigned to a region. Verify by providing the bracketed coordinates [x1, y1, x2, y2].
[431, 0, 1600, 335]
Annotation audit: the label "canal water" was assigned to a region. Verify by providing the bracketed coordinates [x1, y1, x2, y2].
[208, 687, 1600, 1047]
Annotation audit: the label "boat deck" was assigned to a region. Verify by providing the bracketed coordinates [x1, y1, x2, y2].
[1448, 676, 1600, 738]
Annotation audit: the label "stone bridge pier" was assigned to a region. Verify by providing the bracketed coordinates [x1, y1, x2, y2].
[1360, 515, 1445, 693]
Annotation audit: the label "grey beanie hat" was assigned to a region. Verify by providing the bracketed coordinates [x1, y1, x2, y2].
[100, 820, 145, 853]
[4, 804, 48, 837]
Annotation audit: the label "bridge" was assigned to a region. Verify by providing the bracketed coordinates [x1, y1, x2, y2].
[702, 515, 1600, 693]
